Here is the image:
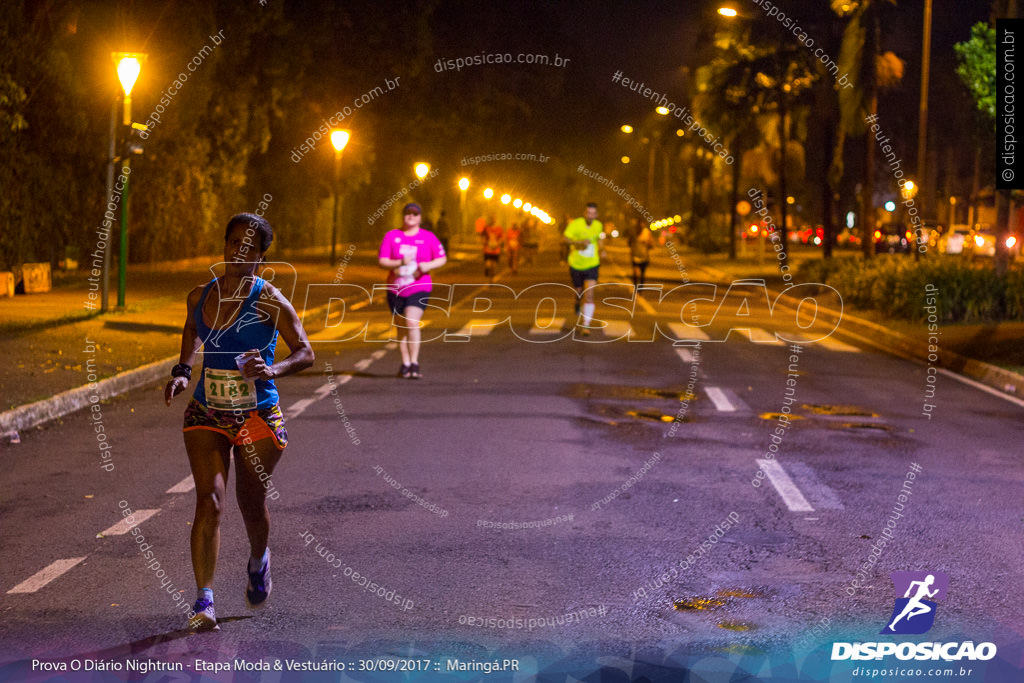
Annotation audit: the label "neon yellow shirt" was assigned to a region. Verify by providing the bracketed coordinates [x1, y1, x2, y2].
[564, 218, 603, 270]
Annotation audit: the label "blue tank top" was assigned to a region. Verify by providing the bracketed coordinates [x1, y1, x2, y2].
[192, 277, 280, 409]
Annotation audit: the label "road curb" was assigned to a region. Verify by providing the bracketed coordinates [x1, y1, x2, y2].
[701, 264, 1024, 401]
[1, 354, 178, 437]
[0, 250, 483, 438]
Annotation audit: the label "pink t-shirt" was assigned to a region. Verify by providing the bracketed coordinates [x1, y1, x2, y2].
[378, 228, 445, 295]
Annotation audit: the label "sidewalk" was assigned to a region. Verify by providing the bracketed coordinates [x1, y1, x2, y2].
[2, 242, 1022, 438]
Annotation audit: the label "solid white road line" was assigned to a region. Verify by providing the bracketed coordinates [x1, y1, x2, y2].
[98, 509, 160, 537]
[756, 459, 815, 512]
[705, 386, 736, 412]
[936, 367, 1024, 410]
[7, 557, 87, 594]
[166, 475, 195, 494]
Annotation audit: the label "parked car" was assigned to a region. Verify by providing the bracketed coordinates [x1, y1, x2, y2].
[967, 224, 1021, 258]
[792, 224, 824, 245]
[836, 227, 862, 248]
[873, 223, 911, 254]
[935, 225, 971, 255]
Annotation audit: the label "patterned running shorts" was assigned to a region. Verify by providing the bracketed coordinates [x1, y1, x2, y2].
[183, 397, 288, 450]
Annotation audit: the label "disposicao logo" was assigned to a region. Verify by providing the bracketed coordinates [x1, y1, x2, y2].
[831, 571, 997, 662]
[881, 571, 947, 635]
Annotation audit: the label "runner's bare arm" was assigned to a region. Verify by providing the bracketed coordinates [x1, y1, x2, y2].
[246, 284, 314, 381]
[165, 286, 204, 405]
[416, 255, 447, 276]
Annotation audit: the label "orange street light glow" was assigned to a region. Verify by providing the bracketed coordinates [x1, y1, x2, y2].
[330, 129, 350, 152]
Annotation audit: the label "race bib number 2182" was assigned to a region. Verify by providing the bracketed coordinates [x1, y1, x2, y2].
[204, 368, 257, 410]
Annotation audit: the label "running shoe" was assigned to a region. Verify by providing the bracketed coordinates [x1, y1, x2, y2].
[188, 598, 218, 632]
[245, 549, 272, 609]
[398, 364, 411, 378]
[408, 363, 422, 379]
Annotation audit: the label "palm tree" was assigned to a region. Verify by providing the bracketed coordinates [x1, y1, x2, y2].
[695, 27, 818, 258]
[830, 0, 904, 259]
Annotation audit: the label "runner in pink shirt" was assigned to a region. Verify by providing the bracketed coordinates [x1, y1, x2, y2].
[378, 202, 447, 378]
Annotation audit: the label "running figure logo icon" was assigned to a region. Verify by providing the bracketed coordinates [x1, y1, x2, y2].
[881, 571, 949, 635]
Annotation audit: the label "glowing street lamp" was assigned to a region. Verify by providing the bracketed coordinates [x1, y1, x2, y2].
[513, 198, 522, 209]
[115, 53, 144, 124]
[483, 187, 494, 199]
[111, 51, 147, 309]
[655, 106, 669, 115]
[621, 124, 634, 134]
[414, 162, 430, 179]
[718, 7, 738, 17]
[329, 129, 350, 263]
[500, 194, 511, 204]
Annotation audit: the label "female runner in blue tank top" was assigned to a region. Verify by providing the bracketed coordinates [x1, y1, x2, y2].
[164, 213, 313, 631]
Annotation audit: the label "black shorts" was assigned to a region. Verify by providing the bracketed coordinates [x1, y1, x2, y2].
[483, 253, 500, 264]
[569, 266, 600, 289]
[387, 290, 431, 315]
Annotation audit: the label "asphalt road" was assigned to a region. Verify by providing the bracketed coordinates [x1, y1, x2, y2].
[1, 249, 1022, 682]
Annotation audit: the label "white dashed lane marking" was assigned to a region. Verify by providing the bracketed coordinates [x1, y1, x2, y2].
[667, 323, 710, 343]
[166, 475, 195, 494]
[705, 386, 737, 412]
[7, 558, 87, 594]
[675, 347, 697, 363]
[756, 459, 815, 512]
[98, 509, 160, 537]
[529, 317, 566, 335]
[787, 461, 844, 510]
[448, 318, 501, 340]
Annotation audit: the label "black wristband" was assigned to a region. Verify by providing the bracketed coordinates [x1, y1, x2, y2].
[171, 363, 192, 380]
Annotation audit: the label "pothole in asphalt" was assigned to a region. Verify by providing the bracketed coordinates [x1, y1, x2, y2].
[835, 422, 893, 432]
[759, 412, 805, 421]
[717, 620, 757, 631]
[563, 383, 697, 402]
[592, 404, 695, 423]
[802, 403, 879, 417]
[673, 597, 726, 611]
[672, 587, 770, 612]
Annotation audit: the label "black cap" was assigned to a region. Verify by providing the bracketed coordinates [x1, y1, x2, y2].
[403, 202, 422, 214]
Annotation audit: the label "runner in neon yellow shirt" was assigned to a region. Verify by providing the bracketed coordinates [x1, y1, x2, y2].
[562, 202, 605, 336]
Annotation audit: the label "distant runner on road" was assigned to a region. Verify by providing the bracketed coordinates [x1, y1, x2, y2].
[164, 213, 314, 631]
[562, 202, 605, 336]
[378, 202, 447, 379]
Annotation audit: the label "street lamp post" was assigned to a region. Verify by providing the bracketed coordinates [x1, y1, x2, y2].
[329, 129, 350, 264]
[458, 177, 469, 242]
[101, 96, 117, 312]
[113, 52, 145, 309]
